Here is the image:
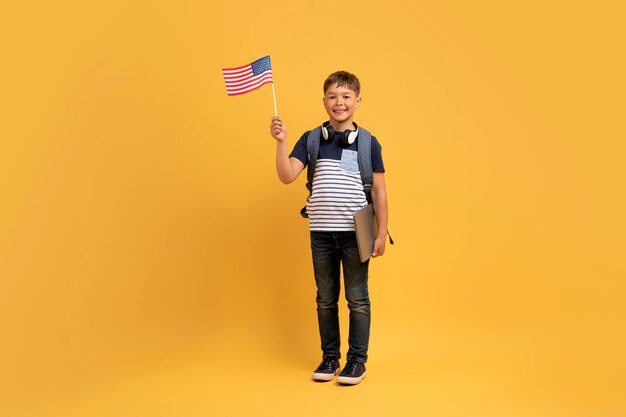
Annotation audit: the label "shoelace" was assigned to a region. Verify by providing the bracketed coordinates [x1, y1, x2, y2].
[320, 359, 335, 371]
[344, 361, 359, 375]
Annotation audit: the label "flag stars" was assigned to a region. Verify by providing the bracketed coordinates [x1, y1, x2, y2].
[252, 56, 272, 76]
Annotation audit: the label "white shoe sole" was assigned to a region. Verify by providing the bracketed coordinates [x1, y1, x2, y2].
[337, 371, 367, 385]
[312, 369, 340, 381]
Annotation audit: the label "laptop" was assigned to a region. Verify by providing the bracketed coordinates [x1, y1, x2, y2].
[353, 204, 377, 263]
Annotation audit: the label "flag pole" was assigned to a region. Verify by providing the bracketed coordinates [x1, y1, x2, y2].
[271, 83, 278, 117]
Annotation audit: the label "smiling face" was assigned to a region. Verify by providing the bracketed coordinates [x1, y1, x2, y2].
[323, 83, 361, 131]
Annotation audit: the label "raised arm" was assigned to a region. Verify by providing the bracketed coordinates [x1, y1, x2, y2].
[270, 117, 305, 184]
[371, 172, 389, 257]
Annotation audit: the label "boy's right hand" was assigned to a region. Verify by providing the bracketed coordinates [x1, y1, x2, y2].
[270, 117, 287, 143]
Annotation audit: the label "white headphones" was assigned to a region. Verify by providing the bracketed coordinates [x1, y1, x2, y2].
[321, 121, 359, 146]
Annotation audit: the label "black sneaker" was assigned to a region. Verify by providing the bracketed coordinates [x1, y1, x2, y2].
[312, 358, 340, 381]
[337, 360, 366, 385]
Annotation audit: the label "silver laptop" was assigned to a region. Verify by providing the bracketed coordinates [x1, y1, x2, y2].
[353, 204, 377, 263]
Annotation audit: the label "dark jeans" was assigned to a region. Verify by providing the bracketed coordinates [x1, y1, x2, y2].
[310, 231, 371, 363]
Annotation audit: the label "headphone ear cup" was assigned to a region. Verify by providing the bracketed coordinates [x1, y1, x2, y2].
[347, 129, 358, 145]
[323, 125, 335, 141]
[340, 128, 358, 146]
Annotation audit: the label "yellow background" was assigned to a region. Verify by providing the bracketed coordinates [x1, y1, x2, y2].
[1, 1, 624, 416]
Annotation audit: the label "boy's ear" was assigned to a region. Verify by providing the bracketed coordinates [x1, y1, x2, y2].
[356, 96, 362, 108]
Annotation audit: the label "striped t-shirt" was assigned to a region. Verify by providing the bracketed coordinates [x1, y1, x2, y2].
[290, 128, 385, 232]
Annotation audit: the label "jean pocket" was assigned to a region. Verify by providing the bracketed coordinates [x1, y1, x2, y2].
[339, 149, 359, 172]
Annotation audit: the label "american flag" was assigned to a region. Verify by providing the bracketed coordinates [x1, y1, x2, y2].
[222, 56, 273, 96]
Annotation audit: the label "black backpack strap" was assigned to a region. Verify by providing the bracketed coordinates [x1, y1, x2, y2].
[300, 128, 321, 218]
[357, 127, 373, 203]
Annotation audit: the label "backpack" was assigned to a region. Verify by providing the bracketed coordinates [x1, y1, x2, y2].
[300, 125, 373, 218]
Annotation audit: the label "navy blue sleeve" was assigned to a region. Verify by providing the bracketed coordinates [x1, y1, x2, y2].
[289, 131, 309, 167]
[371, 136, 385, 172]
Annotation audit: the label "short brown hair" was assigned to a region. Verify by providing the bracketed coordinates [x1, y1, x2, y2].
[323, 71, 361, 96]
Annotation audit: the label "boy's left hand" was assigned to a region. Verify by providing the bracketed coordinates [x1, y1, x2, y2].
[372, 236, 386, 258]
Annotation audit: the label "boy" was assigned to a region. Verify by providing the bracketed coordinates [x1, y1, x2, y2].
[269, 71, 388, 385]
